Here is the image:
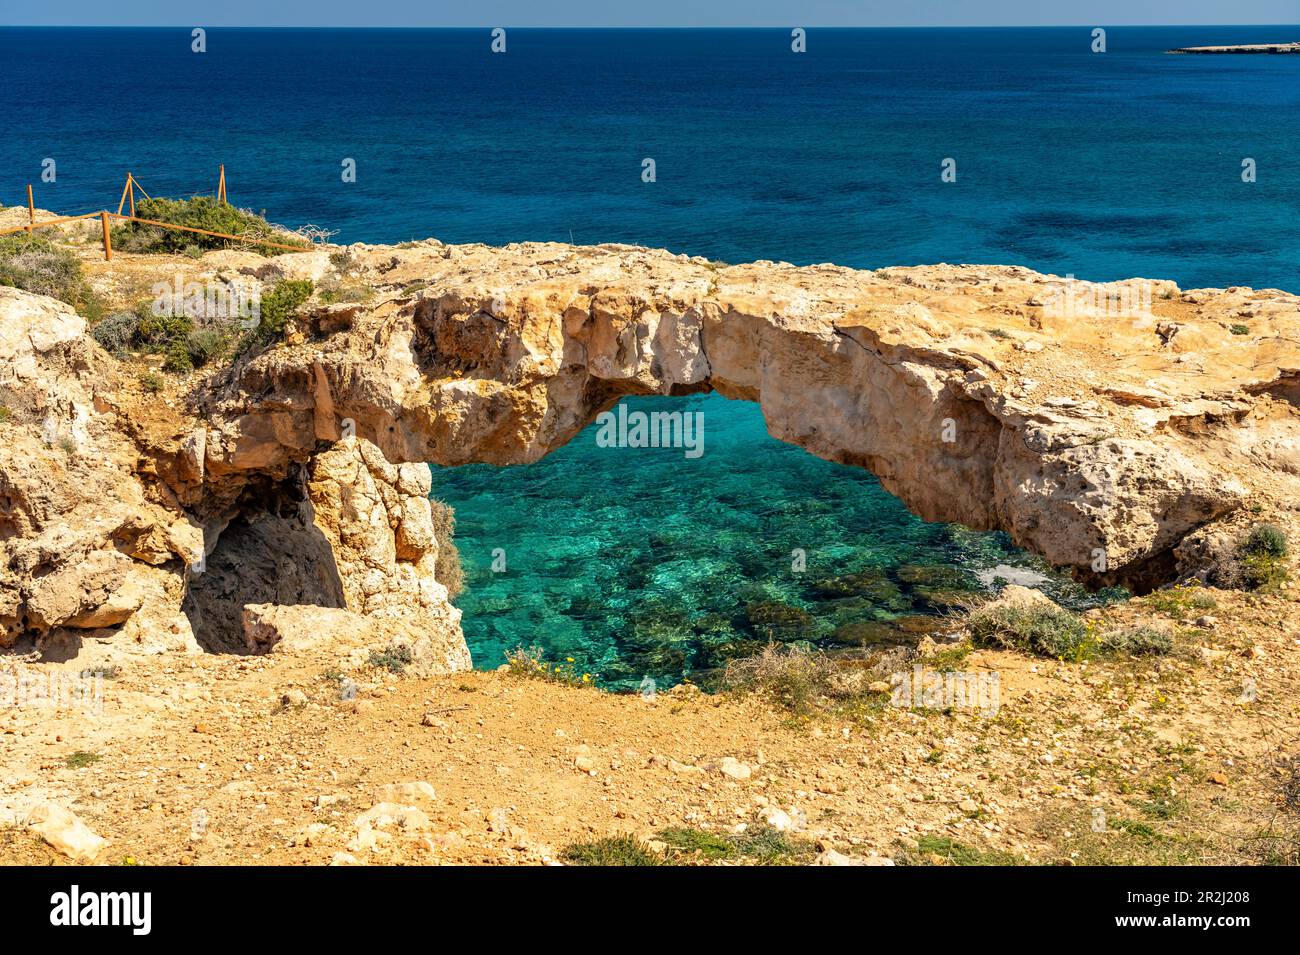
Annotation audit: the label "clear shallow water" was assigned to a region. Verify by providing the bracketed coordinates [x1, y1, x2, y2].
[434, 394, 1106, 689]
[4, 27, 1294, 682]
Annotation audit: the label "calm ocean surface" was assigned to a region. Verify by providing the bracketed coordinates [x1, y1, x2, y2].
[5, 27, 1295, 682]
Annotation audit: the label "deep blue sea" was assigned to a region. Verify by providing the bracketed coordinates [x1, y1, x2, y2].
[4, 27, 1296, 683]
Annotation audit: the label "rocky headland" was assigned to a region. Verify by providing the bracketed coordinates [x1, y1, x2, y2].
[1, 208, 1298, 865]
[4, 209, 1299, 651]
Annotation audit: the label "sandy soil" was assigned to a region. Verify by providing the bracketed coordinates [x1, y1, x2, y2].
[2, 584, 1296, 866]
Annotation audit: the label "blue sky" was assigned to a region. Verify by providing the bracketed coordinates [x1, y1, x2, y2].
[2, 1, 1296, 27]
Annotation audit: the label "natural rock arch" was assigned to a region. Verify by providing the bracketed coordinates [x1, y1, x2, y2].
[4, 240, 1298, 658]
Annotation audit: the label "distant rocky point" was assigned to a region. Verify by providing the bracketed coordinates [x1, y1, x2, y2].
[1168, 41, 1300, 54]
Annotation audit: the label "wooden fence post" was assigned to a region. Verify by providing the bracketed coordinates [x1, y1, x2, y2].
[217, 164, 226, 204]
[101, 211, 112, 261]
[26, 184, 34, 233]
[128, 174, 136, 217]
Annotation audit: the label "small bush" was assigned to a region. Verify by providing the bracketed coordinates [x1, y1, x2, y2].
[561, 835, 661, 866]
[658, 827, 737, 860]
[720, 643, 829, 716]
[367, 643, 413, 674]
[65, 751, 101, 769]
[1229, 324, 1250, 335]
[91, 310, 139, 353]
[254, 279, 314, 342]
[503, 646, 590, 686]
[111, 197, 309, 256]
[185, 326, 232, 367]
[1236, 524, 1289, 591]
[162, 337, 194, 373]
[719, 642, 899, 722]
[1242, 523, 1287, 559]
[128, 294, 251, 372]
[1101, 626, 1173, 656]
[138, 371, 164, 393]
[968, 602, 1089, 660]
[0, 233, 98, 314]
[728, 827, 818, 864]
[135, 304, 193, 350]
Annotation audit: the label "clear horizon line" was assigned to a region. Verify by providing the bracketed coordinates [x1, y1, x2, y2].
[2, 23, 1297, 30]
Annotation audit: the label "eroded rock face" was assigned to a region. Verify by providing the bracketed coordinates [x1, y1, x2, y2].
[0, 288, 202, 650]
[3, 236, 1299, 655]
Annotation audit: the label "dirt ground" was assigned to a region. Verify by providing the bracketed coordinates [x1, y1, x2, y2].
[2, 583, 1297, 867]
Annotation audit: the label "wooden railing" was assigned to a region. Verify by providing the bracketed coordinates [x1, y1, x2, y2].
[2, 167, 305, 259]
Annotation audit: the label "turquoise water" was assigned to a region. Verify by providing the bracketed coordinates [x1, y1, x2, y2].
[433, 394, 1102, 688]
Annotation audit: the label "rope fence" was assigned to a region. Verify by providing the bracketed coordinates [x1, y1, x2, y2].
[2, 165, 305, 258]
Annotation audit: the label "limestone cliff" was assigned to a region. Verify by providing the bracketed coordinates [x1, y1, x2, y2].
[2, 229, 1298, 657]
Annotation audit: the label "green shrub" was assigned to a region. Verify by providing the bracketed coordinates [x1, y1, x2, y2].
[1101, 626, 1173, 656]
[656, 825, 820, 865]
[367, 643, 413, 674]
[138, 371, 164, 393]
[136, 305, 193, 350]
[658, 827, 737, 860]
[162, 337, 193, 373]
[91, 310, 139, 353]
[561, 835, 662, 866]
[1242, 523, 1288, 559]
[968, 602, 1090, 660]
[110, 197, 309, 256]
[1237, 524, 1289, 591]
[185, 327, 231, 367]
[129, 296, 249, 372]
[0, 233, 98, 315]
[254, 279, 314, 342]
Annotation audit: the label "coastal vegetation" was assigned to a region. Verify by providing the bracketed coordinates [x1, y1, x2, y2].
[90, 278, 314, 372]
[0, 232, 101, 318]
[504, 646, 593, 686]
[109, 196, 309, 256]
[561, 827, 817, 865]
[968, 600, 1175, 661]
[1237, 523, 1289, 591]
[967, 601, 1090, 659]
